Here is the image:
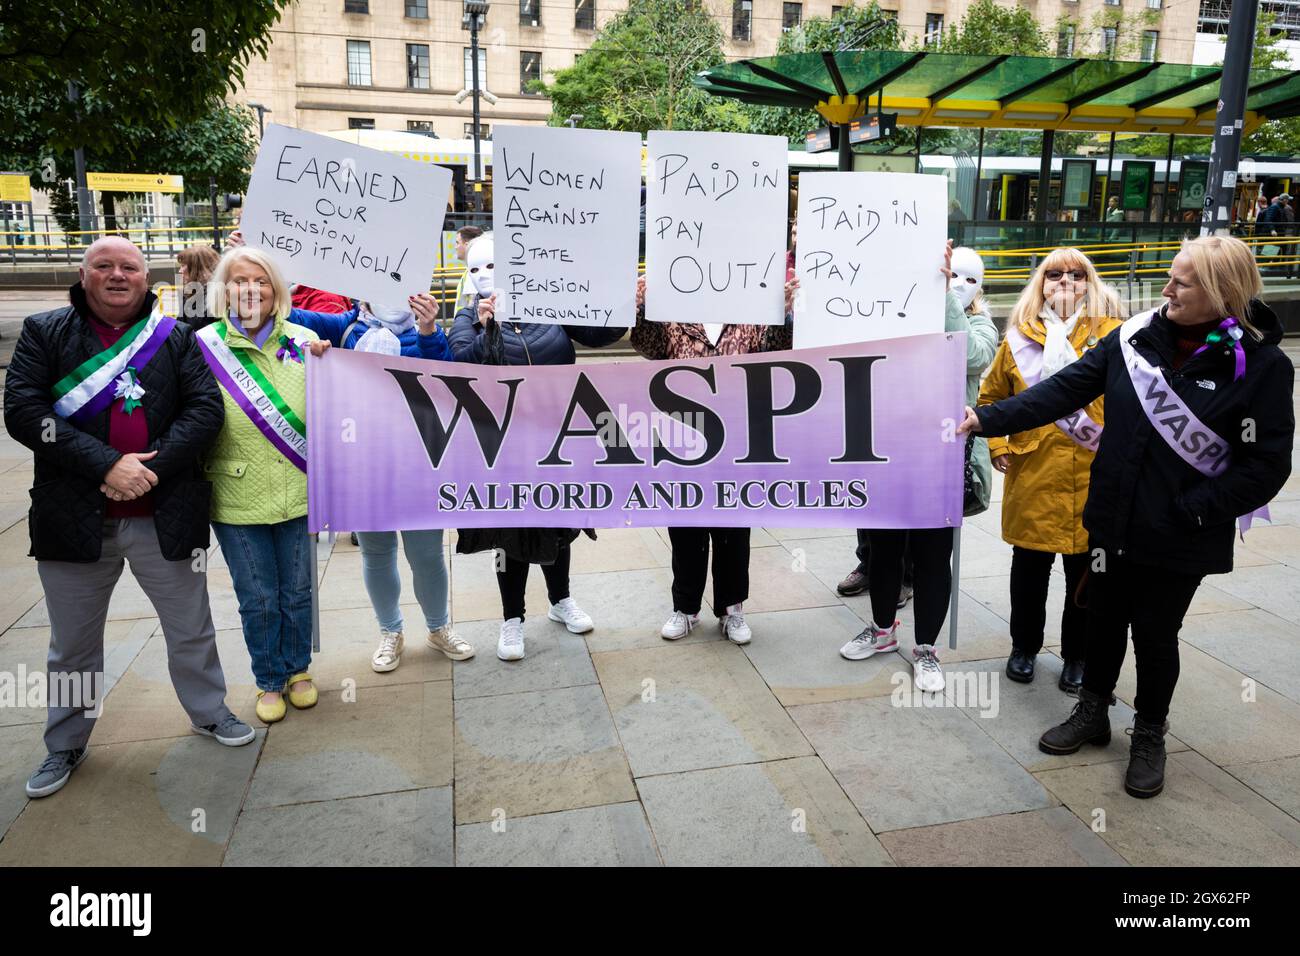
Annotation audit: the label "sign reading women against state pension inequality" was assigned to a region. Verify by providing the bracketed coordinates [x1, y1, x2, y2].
[794, 172, 947, 347]
[241, 124, 452, 306]
[492, 125, 642, 327]
[645, 131, 789, 325]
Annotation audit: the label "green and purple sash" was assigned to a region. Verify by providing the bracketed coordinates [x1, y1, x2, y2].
[196, 323, 308, 472]
[52, 307, 176, 423]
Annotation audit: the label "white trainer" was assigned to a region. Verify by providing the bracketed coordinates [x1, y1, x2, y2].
[427, 625, 476, 661]
[912, 644, 946, 692]
[720, 603, 752, 645]
[547, 597, 594, 634]
[497, 617, 526, 661]
[839, 620, 900, 660]
[661, 610, 700, 640]
[371, 629, 404, 673]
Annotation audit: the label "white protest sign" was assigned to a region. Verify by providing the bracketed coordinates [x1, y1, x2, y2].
[493, 124, 642, 327]
[794, 171, 947, 348]
[645, 131, 789, 326]
[241, 124, 452, 306]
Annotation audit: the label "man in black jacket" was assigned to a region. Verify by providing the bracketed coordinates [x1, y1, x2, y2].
[4, 237, 254, 799]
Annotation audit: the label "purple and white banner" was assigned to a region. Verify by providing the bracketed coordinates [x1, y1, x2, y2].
[306, 333, 966, 532]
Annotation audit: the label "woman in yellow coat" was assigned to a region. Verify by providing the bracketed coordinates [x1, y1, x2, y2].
[978, 249, 1123, 693]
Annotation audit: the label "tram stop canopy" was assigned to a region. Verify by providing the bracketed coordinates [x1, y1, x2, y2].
[695, 51, 1300, 137]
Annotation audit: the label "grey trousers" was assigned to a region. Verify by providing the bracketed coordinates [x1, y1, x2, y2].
[37, 517, 232, 753]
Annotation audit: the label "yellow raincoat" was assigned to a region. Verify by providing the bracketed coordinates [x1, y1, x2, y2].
[977, 315, 1122, 554]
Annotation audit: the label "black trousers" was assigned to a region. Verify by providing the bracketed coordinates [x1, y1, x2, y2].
[1082, 553, 1202, 725]
[867, 528, 952, 645]
[667, 527, 750, 616]
[495, 543, 571, 622]
[1010, 546, 1090, 661]
[855, 529, 913, 587]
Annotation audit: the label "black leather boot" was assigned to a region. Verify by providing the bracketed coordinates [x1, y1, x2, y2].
[1125, 718, 1169, 798]
[1006, 648, 1036, 683]
[1058, 659, 1085, 694]
[1038, 687, 1112, 755]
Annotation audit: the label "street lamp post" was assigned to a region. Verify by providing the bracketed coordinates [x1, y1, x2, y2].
[464, 1, 490, 214]
[248, 102, 271, 137]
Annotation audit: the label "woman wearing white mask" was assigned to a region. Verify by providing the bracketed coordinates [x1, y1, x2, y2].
[448, 234, 625, 662]
[291, 294, 473, 671]
[977, 249, 1124, 692]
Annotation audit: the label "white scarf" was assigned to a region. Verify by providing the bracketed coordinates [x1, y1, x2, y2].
[1039, 303, 1084, 379]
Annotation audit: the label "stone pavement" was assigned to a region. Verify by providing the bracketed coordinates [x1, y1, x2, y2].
[0, 298, 1298, 866]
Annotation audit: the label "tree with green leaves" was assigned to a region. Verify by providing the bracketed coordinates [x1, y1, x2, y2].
[542, 0, 750, 133]
[931, 0, 1048, 56]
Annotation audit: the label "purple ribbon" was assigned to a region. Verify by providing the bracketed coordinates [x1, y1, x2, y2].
[276, 335, 304, 364]
[1191, 316, 1246, 382]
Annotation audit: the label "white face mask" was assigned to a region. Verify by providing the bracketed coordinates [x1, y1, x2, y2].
[465, 237, 495, 298]
[949, 247, 984, 310]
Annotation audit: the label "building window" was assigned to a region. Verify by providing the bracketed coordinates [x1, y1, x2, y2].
[832, 5, 843, 15]
[1101, 26, 1118, 56]
[732, 0, 752, 41]
[882, 8, 897, 19]
[520, 0, 540, 26]
[347, 40, 372, 86]
[576, 0, 595, 29]
[1146, 0, 1160, 7]
[1057, 24, 1075, 56]
[407, 44, 430, 89]
[348, 117, 374, 129]
[407, 120, 435, 134]
[924, 12, 943, 45]
[464, 47, 487, 90]
[1141, 29, 1158, 61]
[465, 123, 490, 140]
[520, 51, 542, 94]
[1103, 0, 1119, 5]
[344, 0, 369, 13]
[405, 0, 427, 16]
[782, 3, 802, 30]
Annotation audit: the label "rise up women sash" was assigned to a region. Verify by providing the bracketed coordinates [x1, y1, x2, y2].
[52, 307, 177, 423]
[196, 323, 308, 472]
[1119, 309, 1269, 532]
[1005, 324, 1102, 451]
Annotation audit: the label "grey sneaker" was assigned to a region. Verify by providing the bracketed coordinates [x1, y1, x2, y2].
[26, 748, 88, 798]
[191, 713, 256, 747]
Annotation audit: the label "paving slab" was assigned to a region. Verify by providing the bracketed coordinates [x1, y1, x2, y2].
[706, 542, 841, 615]
[225, 787, 453, 867]
[452, 617, 596, 699]
[592, 641, 813, 777]
[567, 566, 711, 653]
[306, 604, 454, 691]
[0, 722, 45, 839]
[0, 732, 262, 866]
[448, 547, 551, 624]
[245, 680, 452, 809]
[879, 806, 1128, 867]
[1035, 751, 1300, 866]
[790, 695, 1055, 832]
[1176, 608, 1300, 704]
[454, 683, 635, 824]
[1224, 755, 1300, 821]
[637, 756, 892, 867]
[456, 801, 660, 866]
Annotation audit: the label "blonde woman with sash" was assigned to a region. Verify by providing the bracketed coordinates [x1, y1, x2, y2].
[199, 247, 331, 724]
[978, 250, 1123, 694]
[960, 235, 1294, 799]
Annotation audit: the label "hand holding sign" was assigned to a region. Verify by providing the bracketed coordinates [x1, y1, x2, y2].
[241, 125, 452, 306]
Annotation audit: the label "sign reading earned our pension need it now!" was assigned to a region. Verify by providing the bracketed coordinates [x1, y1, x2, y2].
[242, 124, 453, 306]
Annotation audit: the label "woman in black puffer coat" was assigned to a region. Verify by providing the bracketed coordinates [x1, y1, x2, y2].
[959, 235, 1294, 801]
[447, 235, 625, 663]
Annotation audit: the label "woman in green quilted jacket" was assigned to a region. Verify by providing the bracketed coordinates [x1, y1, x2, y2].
[199, 246, 330, 724]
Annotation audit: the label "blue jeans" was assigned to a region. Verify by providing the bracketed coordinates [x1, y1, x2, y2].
[213, 517, 313, 692]
[355, 529, 449, 633]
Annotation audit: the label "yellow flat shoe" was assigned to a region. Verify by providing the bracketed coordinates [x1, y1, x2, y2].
[255, 690, 287, 724]
[287, 673, 317, 710]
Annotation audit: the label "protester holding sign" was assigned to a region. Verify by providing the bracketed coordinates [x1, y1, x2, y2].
[198, 246, 331, 724]
[4, 237, 255, 799]
[977, 249, 1124, 693]
[629, 271, 799, 645]
[448, 234, 625, 661]
[840, 242, 998, 694]
[960, 235, 1294, 798]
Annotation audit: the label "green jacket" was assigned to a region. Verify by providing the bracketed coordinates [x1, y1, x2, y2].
[946, 290, 999, 516]
[202, 313, 317, 525]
